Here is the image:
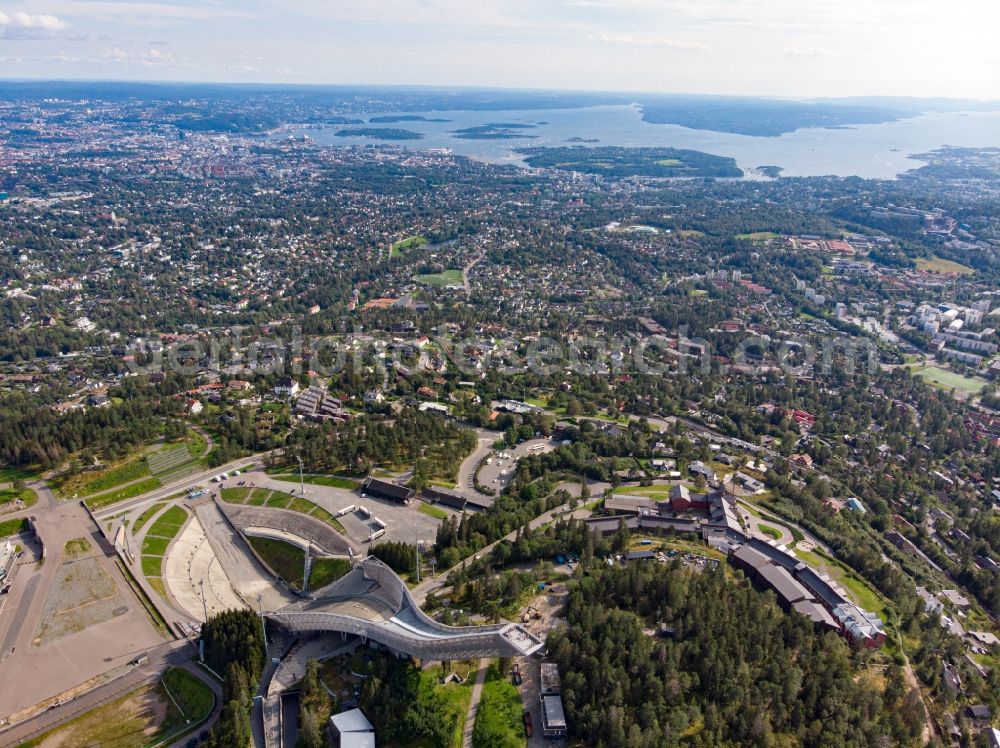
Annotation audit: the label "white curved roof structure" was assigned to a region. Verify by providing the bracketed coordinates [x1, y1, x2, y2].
[267, 557, 544, 660]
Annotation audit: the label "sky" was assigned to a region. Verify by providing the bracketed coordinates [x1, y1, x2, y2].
[1, 0, 998, 99]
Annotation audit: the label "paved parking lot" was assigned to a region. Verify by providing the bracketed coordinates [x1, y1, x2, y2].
[343, 495, 447, 546]
[477, 438, 561, 492]
[237, 468, 446, 546]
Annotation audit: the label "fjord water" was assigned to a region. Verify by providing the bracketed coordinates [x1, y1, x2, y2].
[297, 104, 1000, 179]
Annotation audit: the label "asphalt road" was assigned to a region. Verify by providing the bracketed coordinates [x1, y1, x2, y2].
[0, 639, 195, 746]
[92, 452, 278, 519]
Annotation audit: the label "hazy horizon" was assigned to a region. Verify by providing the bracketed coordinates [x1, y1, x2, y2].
[1, 0, 998, 100]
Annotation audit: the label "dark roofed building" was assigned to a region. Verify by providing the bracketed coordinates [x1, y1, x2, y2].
[583, 515, 701, 538]
[792, 600, 840, 630]
[605, 495, 660, 515]
[966, 704, 991, 723]
[730, 543, 771, 576]
[746, 537, 798, 570]
[361, 477, 414, 504]
[420, 486, 467, 511]
[758, 564, 813, 608]
[539, 663, 567, 738]
[794, 564, 848, 611]
[541, 694, 567, 738]
[623, 550, 656, 562]
[464, 494, 492, 511]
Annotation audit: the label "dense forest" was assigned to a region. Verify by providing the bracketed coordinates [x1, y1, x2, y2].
[283, 407, 476, 481]
[360, 655, 457, 747]
[201, 609, 266, 748]
[296, 659, 332, 748]
[546, 563, 925, 748]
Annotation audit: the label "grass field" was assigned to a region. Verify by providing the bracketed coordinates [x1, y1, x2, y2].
[220, 486, 252, 503]
[21, 667, 213, 748]
[271, 473, 359, 490]
[53, 458, 151, 498]
[0, 517, 30, 537]
[309, 557, 352, 589]
[249, 536, 306, 588]
[133, 502, 167, 534]
[140, 505, 188, 585]
[0, 465, 39, 483]
[0, 485, 36, 509]
[223, 486, 347, 533]
[391, 234, 429, 258]
[86, 477, 162, 510]
[909, 364, 987, 395]
[473, 664, 526, 748]
[757, 523, 782, 540]
[915, 256, 975, 275]
[414, 268, 463, 288]
[141, 555, 164, 577]
[735, 231, 778, 242]
[794, 546, 888, 617]
[418, 668, 474, 748]
[160, 667, 215, 723]
[418, 502, 449, 520]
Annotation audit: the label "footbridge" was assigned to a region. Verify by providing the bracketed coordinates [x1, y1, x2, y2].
[266, 557, 544, 660]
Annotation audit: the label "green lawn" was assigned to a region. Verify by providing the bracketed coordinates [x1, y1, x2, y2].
[472, 664, 525, 748]
[56, 458, 152, 498]
[266, 491, 292, 509]
[133, 502, 167, 534]
[142, 536, 171, 556]
[309, 557, 352, 589]
[795, 547, 888, 617]
[161, 667, 215, 724]
[414, 269, 464, 288]
[272, 473, 359, 490]
[249, 536, 306, 588]
[419, 668, 474, 748]
[615, 484, 677, 500]
[85, 477, 162, 510]
[418, 502, 449, 520]
[0, 485, 36, 509]
[757, 523, 782, 540]
[20, 667, 212, 748]
[0, 465, 39, 483]
[915, 256, 974, 275]
[289, 497, 314, 514]
[220, 486, 252, 503]
[141, 554, 164, 577]
[735, 231, 778, 241]
[247, 488, 270, 506]
[391, 234, 429, 258]
[141, 505, 189, 584]
[147, 505, 188, 536]
[222, 486, 347, 533]
[909, 364, 987, 395]
[0, 517, 30, 537]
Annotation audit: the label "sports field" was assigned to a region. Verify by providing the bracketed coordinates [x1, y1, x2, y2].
[915, 256, 974, 275]
[910, 364, 987, 394]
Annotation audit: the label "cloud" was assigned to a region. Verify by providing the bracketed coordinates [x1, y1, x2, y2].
[782, 47, 839, 59]
[101, 46, 175, 64]
[0, 11, 68, 30]
[592, 32, 713, 51]
[0, 10, 69, 38]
